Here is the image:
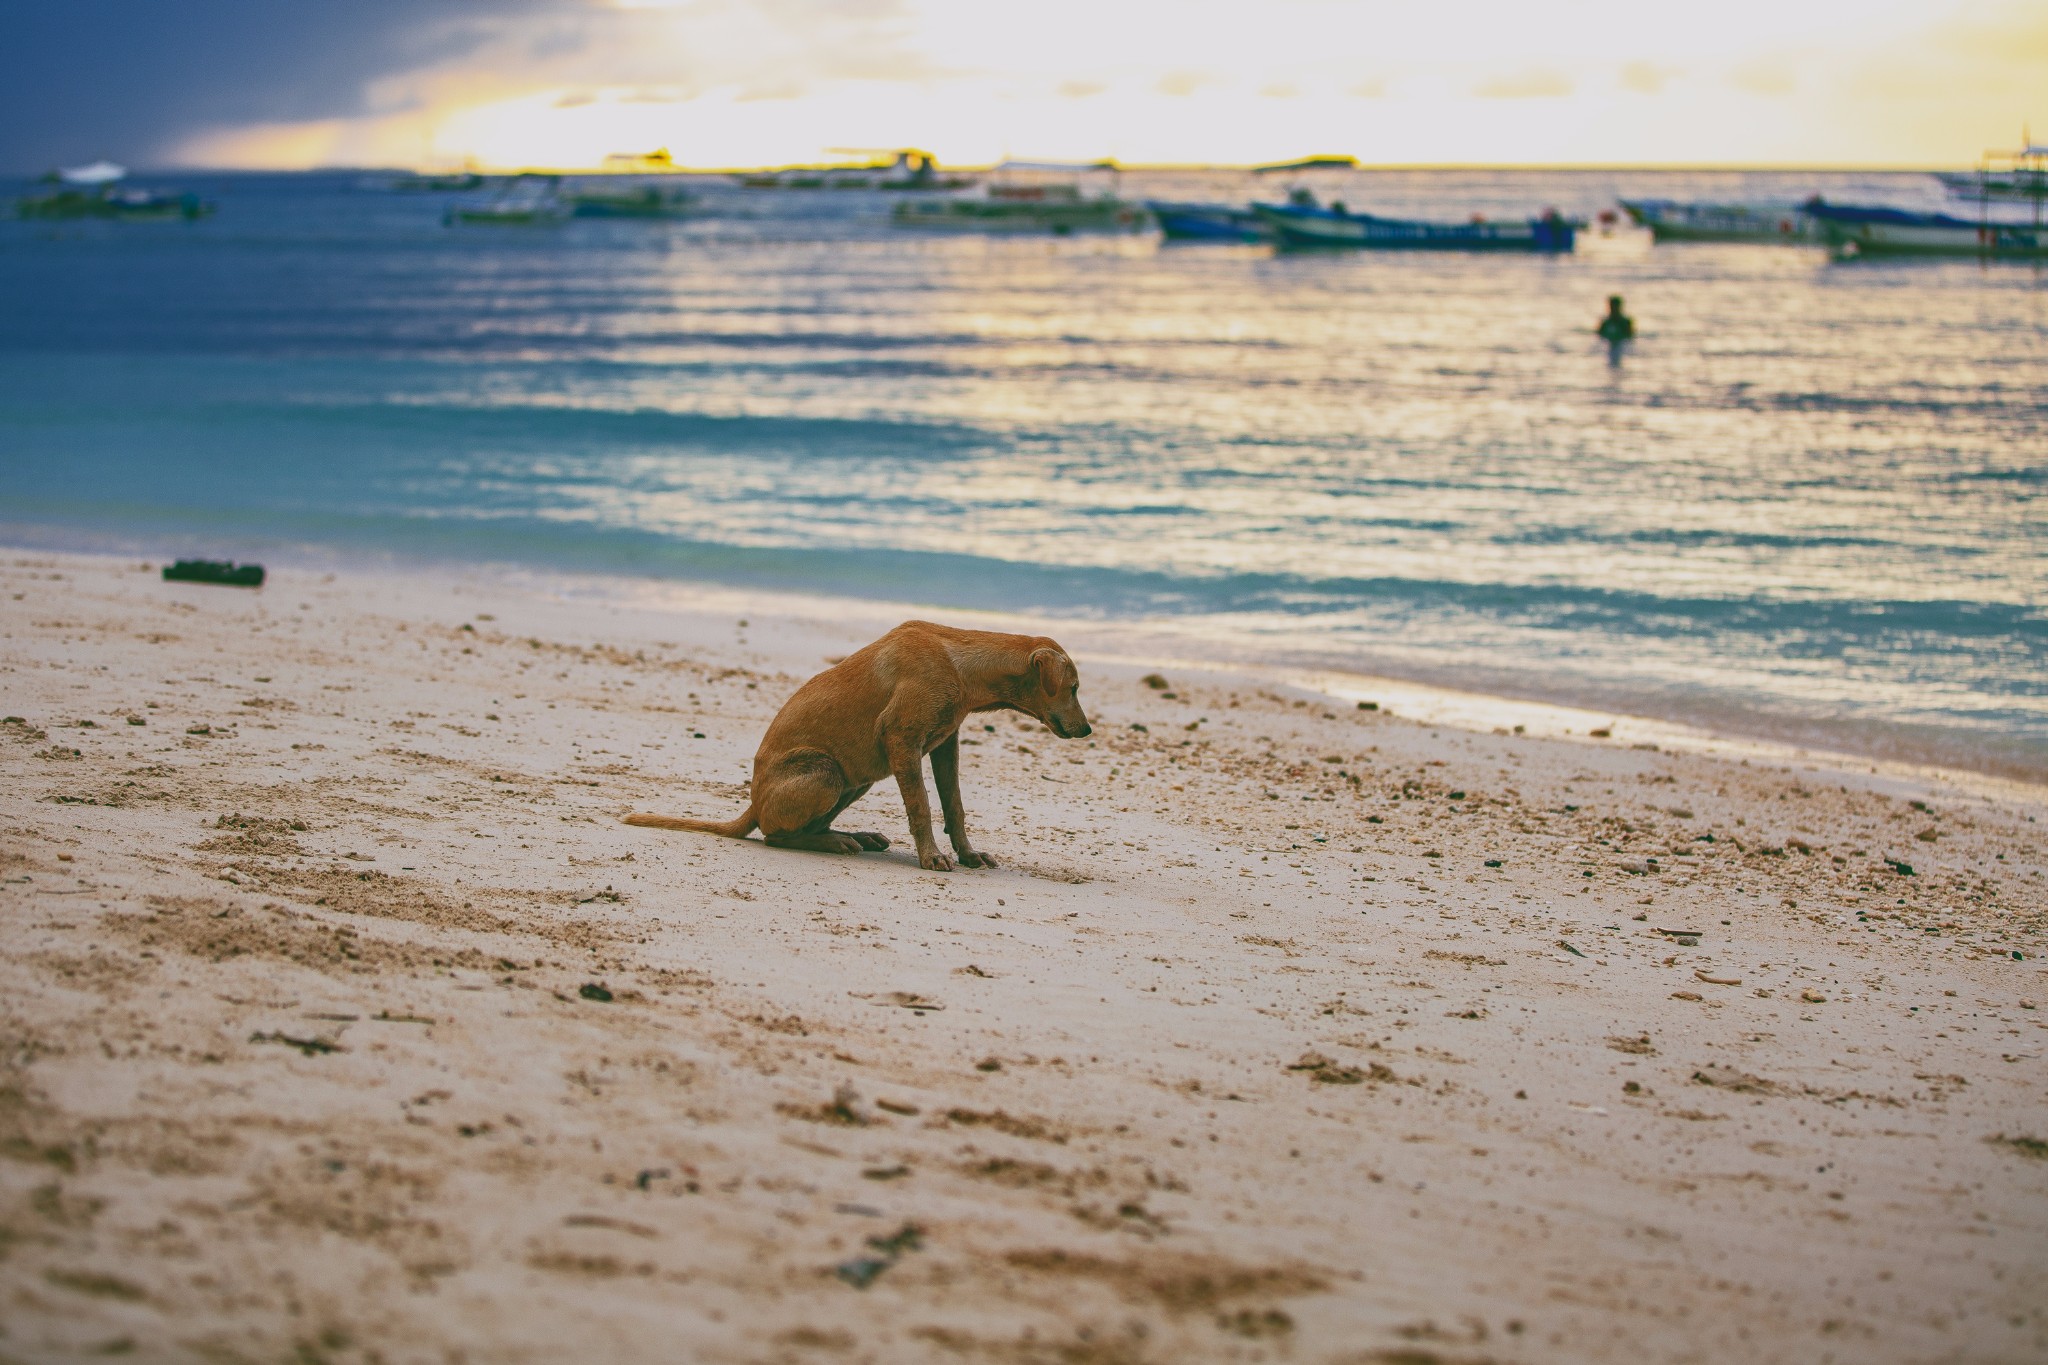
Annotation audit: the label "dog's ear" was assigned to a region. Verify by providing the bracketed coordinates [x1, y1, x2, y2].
[1030, 648, 1067, 694]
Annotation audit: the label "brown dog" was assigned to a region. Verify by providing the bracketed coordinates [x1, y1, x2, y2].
[624, 621, 1091, 870]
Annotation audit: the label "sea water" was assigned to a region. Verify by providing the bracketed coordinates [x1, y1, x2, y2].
[0, 169, 2041, 777]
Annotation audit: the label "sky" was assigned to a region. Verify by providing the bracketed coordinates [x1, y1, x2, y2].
[2, 0, 2042, 171]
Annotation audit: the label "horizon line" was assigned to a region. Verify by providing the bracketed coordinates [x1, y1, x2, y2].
[18, 158, 1982, 177]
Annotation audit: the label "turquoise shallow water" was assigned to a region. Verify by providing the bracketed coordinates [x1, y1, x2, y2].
[1, 168, 2042, 776]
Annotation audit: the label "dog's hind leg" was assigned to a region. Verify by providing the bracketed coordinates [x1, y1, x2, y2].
[815, 782, 889, 850]
[763, 829, 867, 854]
[756, 751, 872, 856]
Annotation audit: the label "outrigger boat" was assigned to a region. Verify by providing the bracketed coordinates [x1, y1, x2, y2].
[1936, 168, 2048, 203]
[1151, 158, 1353, 241]
[1146, 201, 1270, 242]
[19, 183, 212, 220]
[1935, 138, 2047, 206]
[387, 170, 486, 192]
[1255, 195, 1575, 252]
[444, 175, 566, 226]
[740, 150, 974, 192]
[895, 162, 1144, 234]
[894, 183, 1147, 233]
[1620, 199, 1816, 243]
[870, 150, 975, 191]
[1807, 200, 2048, 258]
[566, 183, 694, 218]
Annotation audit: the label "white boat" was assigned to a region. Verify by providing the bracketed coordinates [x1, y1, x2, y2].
[893, 161, 1142, 234]
[1255, 199, 1576, 252]
[1808, 200, 2048, 258]
[57, 160, 127, 186]
[1620, 199, 1816, 243]
[1936, 168, 2048, 204]
[1936, 139, 2047, 206]
[893, 183, 1146, 233]
[739, 150, 974, 191]
[444, 175, 567, 226]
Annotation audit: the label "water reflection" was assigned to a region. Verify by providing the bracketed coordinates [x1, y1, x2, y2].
[0, 167, 2042, 770]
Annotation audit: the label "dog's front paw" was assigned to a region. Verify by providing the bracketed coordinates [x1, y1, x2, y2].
[955, 848, 995, 869]
[919, 850, 954, 872]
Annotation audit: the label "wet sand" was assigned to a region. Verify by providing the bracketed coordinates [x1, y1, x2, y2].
[2, 549, 2044, 1364]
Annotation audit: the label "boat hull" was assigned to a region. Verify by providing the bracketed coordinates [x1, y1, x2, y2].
[569, 202, 688, 218]
[740, 173, 974, 191]
[1147, 203, 1270, 242]
[1255, 205, 1574, 252]
[892, 200, 1148, 234]
[444, 175, 568, 227]
[389, 174, 485, 193]
[19, 188, 211, 220]
[444, 208, 565, 226]
[1810, 203, 2048, 257]
[568, 190, 692, 219]
[1934, 170, 2048, 204]
[1620, 200, 1815, 243]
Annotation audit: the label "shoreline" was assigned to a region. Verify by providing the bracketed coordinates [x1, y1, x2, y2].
[2, 545, 2044, 1361]
[7, 525, 2041, 793]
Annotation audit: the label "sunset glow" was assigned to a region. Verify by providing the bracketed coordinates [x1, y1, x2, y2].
[171, 0, 2046, 170]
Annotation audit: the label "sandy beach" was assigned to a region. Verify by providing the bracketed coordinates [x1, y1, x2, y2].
[2, 546, 2043, 1364]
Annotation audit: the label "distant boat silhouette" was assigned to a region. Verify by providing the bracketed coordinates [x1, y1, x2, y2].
[1257, 196, 1575, 252]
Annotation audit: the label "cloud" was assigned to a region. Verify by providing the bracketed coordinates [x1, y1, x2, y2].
[1850, 0, 2048, 102]
[1821, 0, 2045, 162]
[8, 0, 2045, 171]
[1618, 61, 1675, 94]
[158, 0, 968, 167]
[1155, 70, 1218, 97]
[1934, 0, 2048, 64]
[1474, 68, 1573, 99]
[0, 0, 571, 169]
[174, 119, 363, 171]
[1730, 58, 1796, 95]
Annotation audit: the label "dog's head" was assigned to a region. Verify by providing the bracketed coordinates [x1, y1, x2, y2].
[1027, 646, 1091, 739]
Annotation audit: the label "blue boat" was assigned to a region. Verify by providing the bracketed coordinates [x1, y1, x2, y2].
[1146, 201, 1270, 242]
[1254, 200, 1575, 252]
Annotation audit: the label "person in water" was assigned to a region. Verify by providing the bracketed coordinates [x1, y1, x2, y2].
[1597, 295, 1635, 343]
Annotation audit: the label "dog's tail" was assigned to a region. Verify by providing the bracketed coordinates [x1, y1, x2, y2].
[622, 806, 758, 838]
